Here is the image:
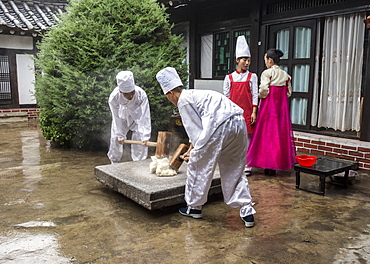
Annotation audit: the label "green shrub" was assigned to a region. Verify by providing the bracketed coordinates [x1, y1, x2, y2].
[34, 0, 187, 149]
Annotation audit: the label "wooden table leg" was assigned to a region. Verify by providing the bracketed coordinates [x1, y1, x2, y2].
[295, 171, 300, 189]
[320, 175, 326, 196]
[343, 170, 349, 188]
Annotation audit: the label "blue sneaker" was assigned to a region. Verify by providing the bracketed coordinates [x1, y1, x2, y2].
[179, 207, 203, 219]
[242, 215, 255, 228]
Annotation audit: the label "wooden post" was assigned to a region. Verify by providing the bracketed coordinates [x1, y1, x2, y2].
[360, 17, 370, 142]
[155, 131, 172, 158]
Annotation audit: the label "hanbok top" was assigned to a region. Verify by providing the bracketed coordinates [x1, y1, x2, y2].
[259, 65, 292, 98]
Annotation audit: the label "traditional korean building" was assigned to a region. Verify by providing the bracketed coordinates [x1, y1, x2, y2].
[0, 0, 67, 119]
[1, 0, 370, 170]
[159, 0, 370, 170]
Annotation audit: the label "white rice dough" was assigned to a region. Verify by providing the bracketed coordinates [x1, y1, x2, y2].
[149, 156, 158, 173]
[149, 156, 177, 177]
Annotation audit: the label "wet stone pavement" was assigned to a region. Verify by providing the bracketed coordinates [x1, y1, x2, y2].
[1, 122, 370, 264]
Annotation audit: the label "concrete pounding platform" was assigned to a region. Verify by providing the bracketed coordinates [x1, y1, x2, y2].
[95, 159, 222, 210]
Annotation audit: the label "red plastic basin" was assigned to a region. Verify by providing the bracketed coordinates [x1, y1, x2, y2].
[296, 155, 317, 167]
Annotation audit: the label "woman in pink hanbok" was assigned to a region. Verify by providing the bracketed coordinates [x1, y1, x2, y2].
[247, 49, 296, 175]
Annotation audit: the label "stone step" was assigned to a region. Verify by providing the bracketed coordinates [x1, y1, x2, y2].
[95, 159, 221, 210]
[0, 112, 28, 123]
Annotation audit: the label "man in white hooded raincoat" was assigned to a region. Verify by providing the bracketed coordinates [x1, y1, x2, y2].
[156, 67, 256, 228]
[107, 71, 151, 163]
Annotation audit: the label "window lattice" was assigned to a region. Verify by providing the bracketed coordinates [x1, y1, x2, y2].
[267, 0, 347, 14]
[214, 32, 230, 77]
[0, 56, 11, 101]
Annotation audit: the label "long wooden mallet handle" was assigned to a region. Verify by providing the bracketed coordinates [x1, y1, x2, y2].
[123, 140, 157, 147]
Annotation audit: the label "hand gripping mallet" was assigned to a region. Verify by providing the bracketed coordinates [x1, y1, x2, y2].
[169, 143, 189, 172]
[122, 131, 172, 158]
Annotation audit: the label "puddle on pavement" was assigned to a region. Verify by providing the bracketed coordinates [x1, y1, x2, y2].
[0, 231, 70, 263]
[0, 122, 111, 263]
[1, 122, 370, 264]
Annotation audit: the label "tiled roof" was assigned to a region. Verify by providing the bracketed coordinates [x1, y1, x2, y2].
[0, 0, 67, 32]
[158, 0, 201, 7]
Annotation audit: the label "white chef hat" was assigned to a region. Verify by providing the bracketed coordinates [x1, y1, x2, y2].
[116, 71, 135, 93]
[235, 35, 251, 58]
[156, 67, 183, 94]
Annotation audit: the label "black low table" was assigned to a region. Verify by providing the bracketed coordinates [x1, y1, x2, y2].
[293, 158, 355, 195]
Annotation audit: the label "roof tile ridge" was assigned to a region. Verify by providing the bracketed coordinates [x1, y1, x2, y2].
[0, 1, 22, 28]
[34, 3, 53, 27]
[23, 2, 47, 30]
[45, 5, 61, 23]
[9, 0, 34, 30]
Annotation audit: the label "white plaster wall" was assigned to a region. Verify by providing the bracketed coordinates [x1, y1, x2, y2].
[194, 79, 224, 94]
[16, 54, 36, 105]
[0, 35, 33, 50]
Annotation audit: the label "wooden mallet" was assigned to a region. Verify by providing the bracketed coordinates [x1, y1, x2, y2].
[169, 143, 189, 172]
[122, 131, 172, 158]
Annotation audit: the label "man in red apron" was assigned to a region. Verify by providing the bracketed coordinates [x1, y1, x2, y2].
[223, 35, 258, 176]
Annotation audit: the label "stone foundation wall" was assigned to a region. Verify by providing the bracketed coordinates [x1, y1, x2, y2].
[0, 108, 39, 120]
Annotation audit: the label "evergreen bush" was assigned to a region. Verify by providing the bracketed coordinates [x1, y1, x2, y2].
[34, 0, 187, 149]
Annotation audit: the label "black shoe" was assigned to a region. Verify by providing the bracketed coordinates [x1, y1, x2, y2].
[264, 169, 276, 176]
[179, 207, 203, 219]
[242, 214, 255, 228]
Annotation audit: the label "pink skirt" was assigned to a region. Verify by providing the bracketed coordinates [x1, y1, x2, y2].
[247, 86, 296, 170]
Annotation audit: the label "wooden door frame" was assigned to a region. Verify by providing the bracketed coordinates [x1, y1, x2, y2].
[0, 51, 19, 108]
[268, 19, 317, 131]
[360, 28, 370, 141]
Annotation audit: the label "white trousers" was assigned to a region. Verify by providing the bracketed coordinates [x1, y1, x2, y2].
[185, 114, 256, 217]
[107, 130, 148, 163]
[245, 133, 253, 171]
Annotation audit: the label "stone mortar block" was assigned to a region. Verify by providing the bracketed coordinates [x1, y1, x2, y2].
[95, 159, 222, 210]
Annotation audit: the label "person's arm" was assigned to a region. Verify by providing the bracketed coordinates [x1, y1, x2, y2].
[182, 143, 193, 162]
[109, 95, 129, 142]
[287, 78, 292, 97]
[137, 94, 151, 144]
[259, 70, 271, 99]
[223, 75, 231, 98]
[251, 106, 257, 124]
[251, 73, 259, 106]
[250, 74, 258, 124]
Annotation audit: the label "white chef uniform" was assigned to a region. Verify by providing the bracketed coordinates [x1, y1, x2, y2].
[223, 35, 258, 105]
[156, 67, 255, 218]
[107, 71, 151, 163]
